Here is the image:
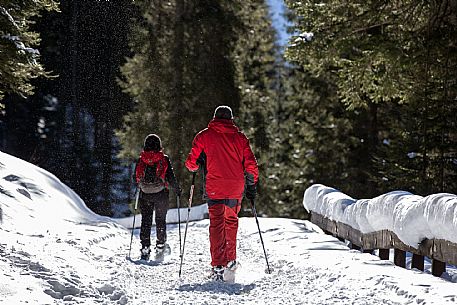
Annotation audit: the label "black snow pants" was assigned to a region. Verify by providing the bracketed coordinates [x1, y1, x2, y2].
[139, 189, 169, 248]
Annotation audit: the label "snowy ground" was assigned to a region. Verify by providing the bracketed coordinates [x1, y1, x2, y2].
[1, 152, 457, 305]
[2, 217, 457, 305]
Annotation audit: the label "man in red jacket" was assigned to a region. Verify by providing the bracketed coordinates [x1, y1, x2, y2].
[185, 105, 258, 280]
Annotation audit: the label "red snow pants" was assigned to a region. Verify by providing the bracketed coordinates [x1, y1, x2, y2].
[208, 200, 241, 267]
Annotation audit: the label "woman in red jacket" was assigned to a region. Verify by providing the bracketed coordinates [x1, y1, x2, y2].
[135, 134, 181, 260]
[185, 106, 259, 279]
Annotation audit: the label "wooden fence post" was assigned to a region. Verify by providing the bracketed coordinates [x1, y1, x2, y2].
[308, 212, 457, 277]
[411, 254, 424, 271]
[351, 243, 361, 251]
[394, 249, 406, 268]
[379, 249, 390, 260]
[432, 260, 445, 277]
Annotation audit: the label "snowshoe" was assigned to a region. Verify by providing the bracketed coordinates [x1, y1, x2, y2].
[211, 265, 225, 281]
[140, 246, 151, 260]
[223, 261, 238, 283]
[154, 243, 171, 262]
[155, 243, 165, 251]
[226, 260, 238, 272]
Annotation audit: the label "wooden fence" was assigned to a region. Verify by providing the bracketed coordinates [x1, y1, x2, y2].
[310, 212, 457, 277]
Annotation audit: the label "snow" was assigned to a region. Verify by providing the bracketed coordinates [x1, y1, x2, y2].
[303, 184, 457, 247]
[2, 34, 40, 55]
[1, 152, 456, 304]
[0, 8, 17, 28]
[303, 184, 356, 222]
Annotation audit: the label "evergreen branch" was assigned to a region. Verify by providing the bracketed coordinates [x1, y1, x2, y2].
[349, 22, 391, 35]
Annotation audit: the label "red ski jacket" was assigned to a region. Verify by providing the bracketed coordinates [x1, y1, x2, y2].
[185, 119, 259, 200]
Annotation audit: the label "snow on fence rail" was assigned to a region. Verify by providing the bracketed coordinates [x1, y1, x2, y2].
[303, 184, 457, 277]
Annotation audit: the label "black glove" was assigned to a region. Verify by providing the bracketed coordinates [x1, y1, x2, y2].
[196, 154, 206, 169]
[245, 184, 256, 200]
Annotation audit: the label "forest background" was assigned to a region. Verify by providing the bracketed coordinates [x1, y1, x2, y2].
[1, 0, 456, 218]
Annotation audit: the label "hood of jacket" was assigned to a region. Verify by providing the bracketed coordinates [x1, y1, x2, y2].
[208, 119, 239, 134]
[140, 150, 166, 165]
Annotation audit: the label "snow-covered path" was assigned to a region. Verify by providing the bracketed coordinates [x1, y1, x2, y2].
[1, 151, 457, 305]
[2, 215, 457, 304]
[113, 218, 456, 305]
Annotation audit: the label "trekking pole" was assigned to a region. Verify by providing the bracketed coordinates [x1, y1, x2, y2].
[179, 172, 196, 278]
[177, 195, 182, 255]
[250, 198, 271, 274]
[128, 189, 140, 259]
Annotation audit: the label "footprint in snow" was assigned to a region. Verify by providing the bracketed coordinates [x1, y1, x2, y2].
[16, 188, 31, 200]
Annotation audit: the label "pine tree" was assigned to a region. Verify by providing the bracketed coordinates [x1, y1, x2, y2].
[377, 1, 457, 195]
[285, 0, 457, 197]
[2, 1, 135, 216]
[284, 0, 408, 198]
[272, 64, 359, 217]
[0, 0, 59, 102]
[119, 0, 241, 201]
[228, 0, 279, 215]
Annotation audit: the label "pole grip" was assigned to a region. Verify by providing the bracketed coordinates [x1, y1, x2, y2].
[134, 188, 140, 210]
[188, 172, 196, 209]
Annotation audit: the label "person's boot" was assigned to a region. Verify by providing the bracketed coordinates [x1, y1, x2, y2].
[155, 243, 165, 251]
[226, 260, 238, 271]
[140, 246, 151, 260]
[211, 265, 224, 281]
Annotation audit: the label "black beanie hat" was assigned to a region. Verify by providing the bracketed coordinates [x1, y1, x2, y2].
[144, 134, 162, 151]
[213, 105, 233, 120]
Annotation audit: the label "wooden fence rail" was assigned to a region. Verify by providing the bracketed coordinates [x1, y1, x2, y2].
[310, 212, 457, 277]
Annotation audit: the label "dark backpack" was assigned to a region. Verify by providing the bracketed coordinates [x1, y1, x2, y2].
[139, 162, 166, 193]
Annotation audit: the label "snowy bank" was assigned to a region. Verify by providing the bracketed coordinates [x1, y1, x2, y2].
[0, 151, 134, 304]
[303, 184, 457, 248]
[0, 151, 115, 234]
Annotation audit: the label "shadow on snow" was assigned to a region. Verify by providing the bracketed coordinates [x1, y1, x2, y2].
[177, 281, 256, 295]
